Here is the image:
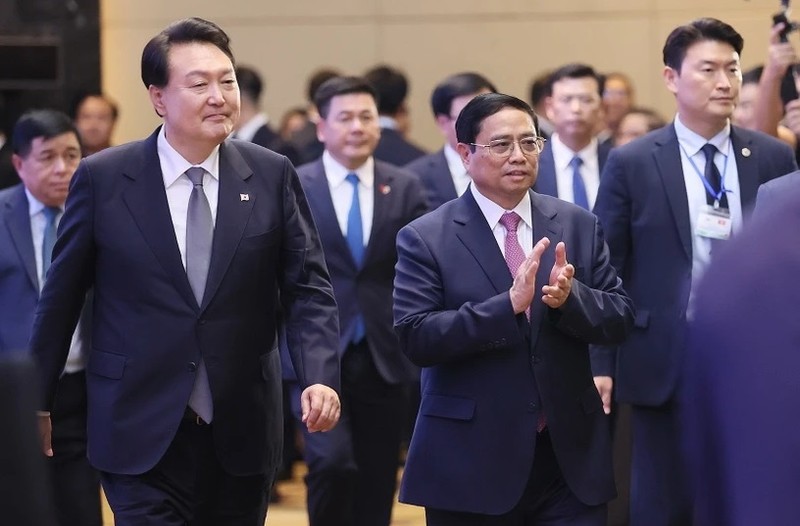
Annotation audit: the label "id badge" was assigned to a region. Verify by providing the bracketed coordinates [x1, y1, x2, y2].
[696, 205, 732, 240]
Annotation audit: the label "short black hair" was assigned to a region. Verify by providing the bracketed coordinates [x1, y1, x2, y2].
[548, 63, 604, 97]
[306, 68, 341, 103]
[663, 17, 744, 71]
[69, 91, 119, 121]
[742, 65, 764, 86]
[236, 65, 263, 103]
[528, 71, 553, 107]
[364, 65, 408, 116]
[430, 72, 497, 118]
[314, 76, 378, 120]
[456, 93, 538, 149]
[12, 109, 80, 158]
[141, 17, 235, 89]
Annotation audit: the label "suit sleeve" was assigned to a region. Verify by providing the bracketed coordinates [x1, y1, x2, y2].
[549, 215, 634, 347]
[393, 224, 526, 368]
[29, 160, 96, 409]
[590, 149, 635, 377]
[277, 157, 341, 392]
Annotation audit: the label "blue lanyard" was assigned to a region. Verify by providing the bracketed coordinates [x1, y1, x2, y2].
[680, 142, 730, 207]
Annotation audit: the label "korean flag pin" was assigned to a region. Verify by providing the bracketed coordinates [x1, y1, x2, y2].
[741, 147, 751, 158]
[240, 193, 250, 201]
[379, 184, 391, 195]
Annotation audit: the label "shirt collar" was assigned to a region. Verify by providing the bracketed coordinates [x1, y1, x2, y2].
[443, 143, 466, 176]
[322, 150, 375, 188]
[24, 189, 59, 218]
[470, 185, 533, 232]
[550, 133, 599, 169]
[158, 125, 220, 187]
[234, 113, 269, 142]
[674, 114, 731, 158]
[378, 116, 398, 130]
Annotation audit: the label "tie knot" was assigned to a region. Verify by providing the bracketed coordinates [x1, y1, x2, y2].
[186, 167, 205, 187]
[570, 155, 583, 169]
[42, 206, 60, 223]
[701, 143, 718, 161]
[345, 173, 360, 187]
[499, 211, 522, 233]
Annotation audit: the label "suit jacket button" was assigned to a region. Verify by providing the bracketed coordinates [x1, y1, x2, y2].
[527, 402, 537, 413]
[532, 355, 542, 364]
[198, 319, 207, 325]
[187, 362, 197, 372]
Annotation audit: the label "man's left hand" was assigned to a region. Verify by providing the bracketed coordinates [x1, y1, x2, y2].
[300, 384, 341, 432]
[593, 376, 613, 415]
[542, 241, 575, 308]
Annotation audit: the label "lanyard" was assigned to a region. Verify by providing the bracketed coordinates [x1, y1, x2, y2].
[680, 141, 730, 207]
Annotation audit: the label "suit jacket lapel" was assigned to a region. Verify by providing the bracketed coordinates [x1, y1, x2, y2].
[363, 165, 394, 264]
[122, 129, 198, 310]
[730, 127, 759, 211]
[653, 126, 692, 260]
[529, 191, 561, 350]
[535, 144, 558, 198]
[432, 150, 458, 202]
[4, 186, 38, 291]
[201, 140, 254, 309]
[454, 191, 514, 296]
[303, 160, 356, 268]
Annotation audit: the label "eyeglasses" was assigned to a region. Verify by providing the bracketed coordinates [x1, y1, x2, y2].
[470, 137, 546, 157]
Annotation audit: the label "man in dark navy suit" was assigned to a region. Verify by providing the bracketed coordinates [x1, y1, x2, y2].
[289, 76, 427, 526]
[29, 18, 341, 526]
[533, 63, 612, 211]
[0, 109, 102, 526]
[405, 72, 496, 210]
[366, 64, 427, 166]
[394, 92, 633, 525]
[594, 17, 797, 526]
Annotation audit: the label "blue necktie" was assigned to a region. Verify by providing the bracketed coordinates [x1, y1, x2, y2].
[570, 156, 589, 210]
[185, 167, 214, 423]
[41, 206, 60, 283]
[345, 173, 366, 343]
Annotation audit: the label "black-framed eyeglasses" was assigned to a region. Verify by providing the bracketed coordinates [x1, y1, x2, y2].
[470, 136, 546, 157]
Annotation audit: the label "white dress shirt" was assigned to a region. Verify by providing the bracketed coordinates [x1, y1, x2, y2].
[234, 113, 269, 142]
[26, 190, 84, 373]
[470, 184, 534, 258]
[673, 115, 742, 316]
[157, 125, 220, 269]
[550, 133, 601, 209]
[444, 144, 471, 197]
[322, 151, 374, 245]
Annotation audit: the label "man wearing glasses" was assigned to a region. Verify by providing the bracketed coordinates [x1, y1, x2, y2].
[393, 92, 634, 525]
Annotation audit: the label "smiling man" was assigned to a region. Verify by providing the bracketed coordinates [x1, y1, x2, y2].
[28, 17, 341, 526]
[593, 17, 797, 526]
[393, 92, 634, 525]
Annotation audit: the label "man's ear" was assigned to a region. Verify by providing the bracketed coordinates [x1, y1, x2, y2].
[663, 66, 679, 96]
[456, 142, 472, 172]
[11, 153, 23, 175]
[148, 85, 166, 118]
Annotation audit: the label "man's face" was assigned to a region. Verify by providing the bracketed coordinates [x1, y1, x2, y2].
[457, 107, 539, 209]
[436, 89, 492, 149]
[149, 42, 240, 152]
[75, 96, 116, 153]
[546, 76, 602, 142]
[664, 39, 741, 127]
[615, 113, 650, 147]
[602, 77, 634, 129]
[732, 82, 758, 129]
[13, 132, 81, 207]
[317, 93, 380, 170]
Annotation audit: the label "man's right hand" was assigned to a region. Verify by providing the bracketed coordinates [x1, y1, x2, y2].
[38, 412, 53, 457]
[509, 237, 550, 314]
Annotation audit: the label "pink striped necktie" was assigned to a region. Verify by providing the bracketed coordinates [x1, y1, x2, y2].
[499, 211, 545, 431]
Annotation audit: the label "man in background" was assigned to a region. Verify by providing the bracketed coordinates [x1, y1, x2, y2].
[71, 92, 119, 157]
[365, 64, 427, 166]
[0, 109, 102, 526]
[405, 72, 496, 210]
